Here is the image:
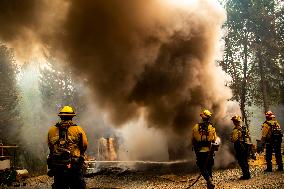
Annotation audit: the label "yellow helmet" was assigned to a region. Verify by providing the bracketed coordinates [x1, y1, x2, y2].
[265, 111, 275, 118]
[200, 110, 212, 119]
[58, 106, 76, 117]
[231, 115, 242, 122]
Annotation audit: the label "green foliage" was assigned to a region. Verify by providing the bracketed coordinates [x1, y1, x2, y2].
[248, 0, 283, 109]
[221, 0, 284, 119]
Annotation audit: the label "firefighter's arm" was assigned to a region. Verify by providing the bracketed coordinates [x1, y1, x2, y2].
[192, 124, 199, 142]
[191, 125, 198, 151]
[261, 123, 269, 143]
[47, 129, 53, 151]
[209, 125, 217, 142]
[212, 127, 217, 142]
[79, 127, 88, 153]
[47, 132, 50, 149]
[276, 121, 281, 128]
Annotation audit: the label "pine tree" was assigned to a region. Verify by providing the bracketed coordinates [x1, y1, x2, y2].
[221, 0, 284, 122]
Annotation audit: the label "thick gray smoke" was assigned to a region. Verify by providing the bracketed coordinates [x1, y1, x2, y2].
[0, 0, 236, 162]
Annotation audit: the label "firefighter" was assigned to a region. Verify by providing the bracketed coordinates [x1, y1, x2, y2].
[261, 111, 283, 172]
[47, 106, 88, 189]
[192, 110, 217, 189]
[230, 115, 251, 179]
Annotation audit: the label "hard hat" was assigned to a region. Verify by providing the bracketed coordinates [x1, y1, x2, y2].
[265, 111, 275, 118]
[231, 115, 242, 122]
[58, 106, 76, 117]
[200, 110, 212, 119]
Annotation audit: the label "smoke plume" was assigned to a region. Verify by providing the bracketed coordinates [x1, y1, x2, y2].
[0, 0, 69, 61]
[0, 0, 236, 161]
[60, 0, 230, 131]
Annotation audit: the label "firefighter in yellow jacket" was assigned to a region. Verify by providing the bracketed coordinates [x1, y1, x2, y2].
[261, 111, 283, 172]
[47, 106, 88, 189]
[192, 110, 217, 189]
[231, 115, 251, 179]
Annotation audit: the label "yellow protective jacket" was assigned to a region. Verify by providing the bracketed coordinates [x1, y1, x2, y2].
[261, 120, 281, 143]
[231, 125, 251, 143]
[48, 121, 88, 158]
[192, 121, 217, 152]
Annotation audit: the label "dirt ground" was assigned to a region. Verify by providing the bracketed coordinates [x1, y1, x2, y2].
[2, 154, 284, 189]
[5, 166, 282, 189]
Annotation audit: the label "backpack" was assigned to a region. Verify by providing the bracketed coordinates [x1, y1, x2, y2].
[49, 122, 73, 168]
[197, 122, 212, 147]
[266, 121, 283, 143]
[240, 126, 250, 143]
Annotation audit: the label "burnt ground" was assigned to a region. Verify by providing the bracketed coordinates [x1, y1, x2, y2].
[1, 155, 284, 189]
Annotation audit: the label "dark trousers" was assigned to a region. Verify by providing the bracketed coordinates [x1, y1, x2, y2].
[52, 164, 86, 189]
[266, 143, 283, 169]
[234, 142, 250, 177]
[196, 152, 214, 181]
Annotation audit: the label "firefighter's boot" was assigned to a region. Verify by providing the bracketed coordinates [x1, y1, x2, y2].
[240, 173, 251, 180]
[207, 178, 215, 189]
[277, 164, 283, 171]
[264, 164, 272, 172]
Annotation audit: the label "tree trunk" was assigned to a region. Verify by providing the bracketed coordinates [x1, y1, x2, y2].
[259, 57, 269, 112]
[257, 36, 269, 112]
[240, 31, 249, 127]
